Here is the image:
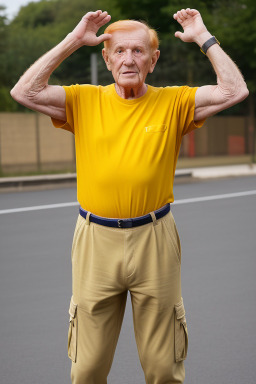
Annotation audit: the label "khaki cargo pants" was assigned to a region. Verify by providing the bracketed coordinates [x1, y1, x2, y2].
[68, 205, 188, 384]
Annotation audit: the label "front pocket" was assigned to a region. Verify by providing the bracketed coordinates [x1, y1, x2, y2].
[174, 297, 188, 362]
[68, 296, 78, 362]
[162, 213, 181, 264]
[71, 215, 84, 261]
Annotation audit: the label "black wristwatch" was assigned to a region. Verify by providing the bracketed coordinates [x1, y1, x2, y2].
[200, 36, 220, 55]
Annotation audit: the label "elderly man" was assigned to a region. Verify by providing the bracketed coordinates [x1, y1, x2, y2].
[11, 8, 248, 384]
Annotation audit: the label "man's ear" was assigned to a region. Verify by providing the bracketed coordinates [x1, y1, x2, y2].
[148, 50, 160, 74]
[102, 48, 111, 71]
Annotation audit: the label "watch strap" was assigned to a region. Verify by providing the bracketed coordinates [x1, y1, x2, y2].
[200, 36, 220, 55]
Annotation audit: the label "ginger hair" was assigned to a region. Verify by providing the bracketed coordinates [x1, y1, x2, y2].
[104, 20, 159, 51]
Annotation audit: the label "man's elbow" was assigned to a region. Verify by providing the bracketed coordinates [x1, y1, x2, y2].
[10, 85, 23, 103]
[229, 82, 249, 106]
[243, 84, 250, 100]
[239, 84, 249, 102]
[10, 84, 33, 107]
[10, 86, 17, 100]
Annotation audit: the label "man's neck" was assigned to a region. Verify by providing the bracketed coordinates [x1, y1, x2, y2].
[115, 83, 147, 99]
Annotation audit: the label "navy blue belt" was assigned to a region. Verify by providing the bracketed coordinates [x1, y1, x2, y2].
[79, 204, 170, 228]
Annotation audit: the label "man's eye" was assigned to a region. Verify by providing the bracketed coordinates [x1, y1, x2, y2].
[135, 49, 142, 54]
[117, 49, 123, 54]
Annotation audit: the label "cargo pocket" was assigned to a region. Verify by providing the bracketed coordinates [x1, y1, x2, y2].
[68, 296, 78, 362]
[174, 297, 188, 362]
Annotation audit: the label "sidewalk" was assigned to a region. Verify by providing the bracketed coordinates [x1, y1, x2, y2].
[0, 164, 256, 191]
[185, 163, 256, 179]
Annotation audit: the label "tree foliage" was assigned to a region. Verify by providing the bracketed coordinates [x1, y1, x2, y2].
[0, 0, 254, 113]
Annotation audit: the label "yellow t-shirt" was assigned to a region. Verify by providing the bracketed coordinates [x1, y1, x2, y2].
[52, 84, 204, 218]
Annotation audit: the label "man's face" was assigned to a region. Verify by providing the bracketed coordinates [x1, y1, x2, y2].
[102, 28, 159, 90]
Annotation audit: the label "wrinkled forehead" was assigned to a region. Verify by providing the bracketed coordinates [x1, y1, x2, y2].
[108, 27, 151, 51]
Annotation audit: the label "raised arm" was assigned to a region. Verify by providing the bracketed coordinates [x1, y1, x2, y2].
[10, 10, 112, 122]
[173, 8, 249, 121]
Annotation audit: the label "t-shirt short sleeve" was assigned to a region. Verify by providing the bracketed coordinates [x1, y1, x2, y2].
[177, 86, 205, 136]
[51, 85, 79, 134]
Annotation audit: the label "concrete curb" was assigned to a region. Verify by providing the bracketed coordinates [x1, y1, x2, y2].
[0, 173, 77, 189]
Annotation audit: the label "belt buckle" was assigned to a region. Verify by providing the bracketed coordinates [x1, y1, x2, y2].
[117, 219, 132, 228]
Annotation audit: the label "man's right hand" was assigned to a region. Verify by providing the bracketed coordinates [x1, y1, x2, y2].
[71, 10, 112, 46]
[10, 10, 112, 122]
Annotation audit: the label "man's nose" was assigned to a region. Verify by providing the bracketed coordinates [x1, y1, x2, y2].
[123, 50, 134, 65]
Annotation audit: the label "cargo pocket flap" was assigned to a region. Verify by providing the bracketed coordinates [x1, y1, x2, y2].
[174, 297, 188, 363]
[68, 296, 78, 363]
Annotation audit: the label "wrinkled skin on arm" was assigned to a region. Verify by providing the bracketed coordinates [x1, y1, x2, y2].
[10, 10, 112, 122]
[173, 8, 249, 121]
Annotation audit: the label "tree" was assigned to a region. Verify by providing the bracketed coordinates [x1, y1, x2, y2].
[0, 0, 254, 117]
[0, 5, 14, 110]
[0, 0, 121, 111]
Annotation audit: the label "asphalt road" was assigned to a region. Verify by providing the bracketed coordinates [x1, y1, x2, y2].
[0, 176, 256, 384]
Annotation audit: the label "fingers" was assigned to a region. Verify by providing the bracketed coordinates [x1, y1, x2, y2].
[173, 8, 199, 23]
[173, 9, 188, 24]
[84, 10, 111, 29]
[93, 10, 109, 23]
[85, 10, 111, 26]
[95, 11, 111, 27]
[84, 10, 101, 20]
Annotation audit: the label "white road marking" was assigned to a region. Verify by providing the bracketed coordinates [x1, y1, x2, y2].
[173, 190, 256, 205]
[0, 202, 79, 215]
[0, 190, 256, 215]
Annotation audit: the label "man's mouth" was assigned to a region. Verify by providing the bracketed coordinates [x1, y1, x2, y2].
[122, 71, 137, 74]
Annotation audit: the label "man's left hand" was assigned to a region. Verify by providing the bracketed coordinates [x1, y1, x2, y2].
[173, 8, 209, 45]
